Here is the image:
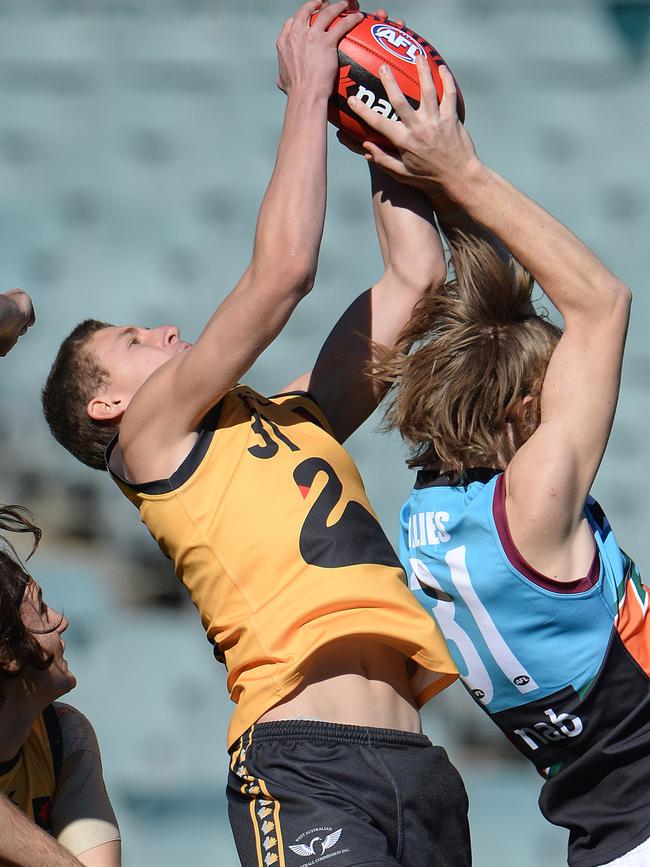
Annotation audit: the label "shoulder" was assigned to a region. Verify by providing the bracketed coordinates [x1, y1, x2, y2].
[53, 702, 101, 760]
[266, 389, 334, 434]
[49, 706, 120, 853]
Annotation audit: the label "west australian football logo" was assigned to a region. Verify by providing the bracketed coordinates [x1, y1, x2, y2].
[289, 826, 347, 861]
[371, 24, 426, 64]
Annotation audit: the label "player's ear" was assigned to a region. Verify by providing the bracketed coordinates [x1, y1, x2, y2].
[87, 395, 124, 422]
[0, 658, 20, 683]
[506, 394, 534, 425]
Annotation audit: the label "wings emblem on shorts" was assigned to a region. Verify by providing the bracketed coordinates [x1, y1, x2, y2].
[289, 828, 342, 857]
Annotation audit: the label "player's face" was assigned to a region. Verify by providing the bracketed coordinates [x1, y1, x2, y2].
[20, 581, 76, 705]
[88, 324, 192, 412]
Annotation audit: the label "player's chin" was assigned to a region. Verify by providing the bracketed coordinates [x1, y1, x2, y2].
[57, 665, 77, 694]
[62, 671, 78, 693]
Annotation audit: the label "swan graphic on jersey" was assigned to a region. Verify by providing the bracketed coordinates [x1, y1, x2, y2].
[294, 457, 402, 569]
[289, 828, 343, 857]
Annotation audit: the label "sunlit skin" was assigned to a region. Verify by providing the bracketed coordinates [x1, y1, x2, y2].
[0, 585, 122, 865]
[73, 2, 444, 744]
[18, 581, 76, 706]
[0, 582, 76, 765]
[87, 325, 192, 423]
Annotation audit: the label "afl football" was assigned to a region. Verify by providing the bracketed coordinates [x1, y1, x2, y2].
[313, 10, 465, 148]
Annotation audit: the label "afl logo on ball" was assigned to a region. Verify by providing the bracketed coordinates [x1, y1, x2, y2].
[370, 24, 426, 64]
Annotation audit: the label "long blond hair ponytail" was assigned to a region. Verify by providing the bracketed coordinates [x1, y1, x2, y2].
[374, 233, 561, 478]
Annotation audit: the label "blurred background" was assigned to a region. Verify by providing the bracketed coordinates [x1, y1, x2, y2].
[0, 0, 648, 863]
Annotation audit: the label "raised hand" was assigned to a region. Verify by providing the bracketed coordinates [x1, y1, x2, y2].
[370, 8, 405, 26]
[0, 289, 35, 356]
[276, 0, 363, 97]
[348, 58, 479, 196]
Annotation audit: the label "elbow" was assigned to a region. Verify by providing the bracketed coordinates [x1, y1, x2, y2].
[274, 264, 316, 302]
[272, 250, 318, 298]
[291, 265, 317, 299]
[251, 255, 316, 303]
[282, 246, 318, 296]
[601, 277, 632, 322]
[387, 257, 448, 301]
[614, 279, 632, 309]
[568, 276, 632, 328]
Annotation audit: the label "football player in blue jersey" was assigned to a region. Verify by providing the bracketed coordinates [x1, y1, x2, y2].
[348, 59, 650, 867]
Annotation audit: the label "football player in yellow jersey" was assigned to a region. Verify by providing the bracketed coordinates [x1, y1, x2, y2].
[42, 3, 470, 864]
[0, 506, 120, 866]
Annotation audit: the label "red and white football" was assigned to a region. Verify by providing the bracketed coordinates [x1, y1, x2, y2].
[313, 11, 465, 148]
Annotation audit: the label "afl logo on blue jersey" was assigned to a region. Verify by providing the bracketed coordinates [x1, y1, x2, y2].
[514, 675, 531, 687]
[370, 24, 426, 64]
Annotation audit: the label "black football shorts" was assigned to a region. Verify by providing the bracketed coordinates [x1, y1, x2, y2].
[227, 719, 471, 867]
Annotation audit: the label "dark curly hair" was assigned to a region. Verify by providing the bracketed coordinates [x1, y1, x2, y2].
[0, 505, 56, 682]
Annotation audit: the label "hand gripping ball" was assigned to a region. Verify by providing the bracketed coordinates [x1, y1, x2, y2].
[312, 9, 465, 149]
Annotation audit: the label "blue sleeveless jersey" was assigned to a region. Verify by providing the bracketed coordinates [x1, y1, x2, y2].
[400, 469, 650, 867]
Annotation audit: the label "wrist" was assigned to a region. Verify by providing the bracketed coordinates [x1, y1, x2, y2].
[385, 254, 447, 296]
[440, 157, 490, 209]
[285, 83, 332, 108]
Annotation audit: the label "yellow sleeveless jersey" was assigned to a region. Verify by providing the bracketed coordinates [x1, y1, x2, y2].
[107, 387, 457, 746]
[0, 706, 60, 834]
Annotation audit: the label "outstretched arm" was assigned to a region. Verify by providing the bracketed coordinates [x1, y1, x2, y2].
[119, 1, 363, 481]
[350, 58, 631, 579]
[283, 164, 446, 442]
[0, 794, 82, 867]
[428, 190, 509, 265]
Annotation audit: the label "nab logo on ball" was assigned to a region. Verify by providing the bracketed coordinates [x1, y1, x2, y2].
[370, 24, 426, 65]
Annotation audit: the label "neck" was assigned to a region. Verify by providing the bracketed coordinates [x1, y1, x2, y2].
[473, 427, 518, 471]
[0, 685, 42, 763]
[436, 454, 508, 476]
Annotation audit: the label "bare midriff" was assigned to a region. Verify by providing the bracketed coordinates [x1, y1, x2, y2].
[257, 638, 422, 733]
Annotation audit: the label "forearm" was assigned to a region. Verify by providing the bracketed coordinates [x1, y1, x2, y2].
[427, 188, 499, 249]
[0, 796, 81, 867]
[251, 89, 329, 290]
[350, 58, 626, 318]
[306, 172, 445, 441]
[371, 168, 445, 301]
[444, 161, 628, 319]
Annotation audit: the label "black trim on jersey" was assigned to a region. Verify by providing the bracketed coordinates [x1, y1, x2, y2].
[415, 467, 501, 489]
[0, 705, 63, 780]
[42, 704, 63, 783]
[292, 406, 326, 428]
[105, 401, 222, 495]
[0, 751, 20, 776]
[489, 628, 650, 866]
[268, 390, 329, 431]
[268, 389, 320, 403]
